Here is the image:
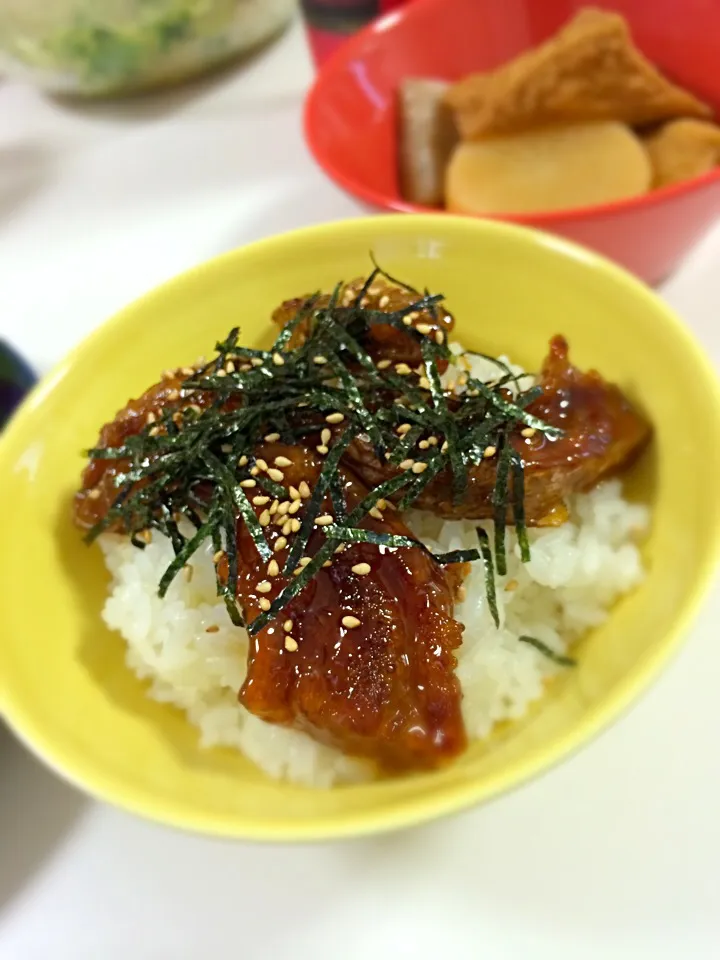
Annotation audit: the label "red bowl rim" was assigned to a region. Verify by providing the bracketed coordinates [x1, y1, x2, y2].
[303, 0, 720, 226]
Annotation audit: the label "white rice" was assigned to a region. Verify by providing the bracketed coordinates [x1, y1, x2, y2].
[98, 349, 650, 787]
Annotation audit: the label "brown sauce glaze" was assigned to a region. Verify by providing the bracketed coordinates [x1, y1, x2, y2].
[232, 445, 466, 772]
[271, 276, 455, 371]
[343, 335, 650, 524]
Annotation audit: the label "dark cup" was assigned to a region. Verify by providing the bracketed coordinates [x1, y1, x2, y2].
[0, 341, 35, 431]
[300, 0, 408, 66]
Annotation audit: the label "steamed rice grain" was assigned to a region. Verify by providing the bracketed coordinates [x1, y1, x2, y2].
[99, 478, 648, 788]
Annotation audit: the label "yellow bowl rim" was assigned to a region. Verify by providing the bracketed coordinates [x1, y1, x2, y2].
[1, 214, 720, 841]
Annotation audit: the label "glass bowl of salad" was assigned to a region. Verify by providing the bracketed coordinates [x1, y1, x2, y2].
[0, 0, 296, 96]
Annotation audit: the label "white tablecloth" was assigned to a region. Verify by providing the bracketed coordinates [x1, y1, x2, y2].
[1, 18, 719, 960]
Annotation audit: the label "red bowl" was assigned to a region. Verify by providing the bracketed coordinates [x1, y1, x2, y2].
[304, 0, 720, 285]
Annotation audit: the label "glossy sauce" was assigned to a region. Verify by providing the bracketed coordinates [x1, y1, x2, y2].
[233, 445, 466, 772]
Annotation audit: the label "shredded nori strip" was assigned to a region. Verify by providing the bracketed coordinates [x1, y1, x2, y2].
[519, 635, 576, 667]
[492, 440, 513, 577]
[82, 262, 563, 632]
[476, 527, 499, 629]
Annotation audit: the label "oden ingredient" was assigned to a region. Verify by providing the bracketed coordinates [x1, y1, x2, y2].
[445, 121, 651, 215]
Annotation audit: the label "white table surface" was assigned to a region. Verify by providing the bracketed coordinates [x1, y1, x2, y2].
[1, 17, 719, 960]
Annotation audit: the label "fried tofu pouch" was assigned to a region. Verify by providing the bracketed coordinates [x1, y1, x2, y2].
[445, 8, 711, 141]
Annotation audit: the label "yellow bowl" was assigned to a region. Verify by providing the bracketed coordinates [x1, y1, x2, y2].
[1, 215, 719, 840]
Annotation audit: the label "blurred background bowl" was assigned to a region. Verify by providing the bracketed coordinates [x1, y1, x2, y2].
[304, 0, 720, 285]
[0, 0, 295, 96]
[0, 215, 719, 840]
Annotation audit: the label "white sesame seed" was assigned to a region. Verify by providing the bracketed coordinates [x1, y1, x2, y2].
[221, 443, 233, 454]
[213, 550, 225, 564]
[377, 359, 392, 370]
[299, 557, 311, 567]
[326, 412, 344, 424]
[418, 440, 430, 449]
[259, 597, 272, 612]
[395, 363, 412, 375]
[272, 352, 285, 366]
[206, 625, 219, 634]
[376, 499, 387, 510]
[256, 458, 268, 472]
[146, 412, 156, 424]
[412, 462, 428, 474]
[416, 323, 432, 335]
[521, 427, 536, 438]
[399, 459, 415, 470]
[323, 560, 332, 568]
[216, 369, 227, 378]
[299, 481, 311, 499]
[274, 537, 288, 552]
[283, 620, 293, 632]
[315, 515, 334, 526]
[352, 563, 371, 576]
[181, 366, 195, 377]
[435, 330, 445, 345]
[427, 436, 438, 446]
[342, 615, 361, 629]
[290, 518, 301, 533]
[275, 456, 293, 468]
[418, 377, 431, 390]
[369, 507, 383, 520]
[402, 316, 413, 327]
[249, 466, 260, 477]
[250, 357, 263, 367]
[407, 311, 420, 321]
[335, 544, 347, 554]
[316, 445, 329, 455]
[257, 581, 272, 593]
[288, 500, 302, 515]
[282, 519, 293, 535]
[240, 478, 257, 488]
[183, 564, 194, 582]
[267, 468, 285, 482]
[396, 423, 412, 435]
[264, 432, 280, 442]
[277, 500, 290, 515]
[273, 513, 286, 527]
[289, 486, 301, 501]
[483, 445, 497, 458]
[269, 499, 279, 515]
[321, 428, 331, 446]
[313, 355, 328, 365]
[441, 440, 449, 453]
[259, 510, 271, 526]
[87, 488, 101, 500]
[284, 636, 298, 652]
[253, 495, 270, 505]
[225, 361, 235, 374]
[268, 559, 279, 577]
[239, 455, 248, 466]
[379, 294, 390, 308]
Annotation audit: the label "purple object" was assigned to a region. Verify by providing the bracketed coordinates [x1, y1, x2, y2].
[0, 341, 35, 430]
